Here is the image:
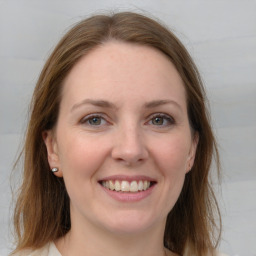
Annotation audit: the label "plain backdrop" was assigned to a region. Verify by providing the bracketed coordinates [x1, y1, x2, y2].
[0, 1, 255, 255]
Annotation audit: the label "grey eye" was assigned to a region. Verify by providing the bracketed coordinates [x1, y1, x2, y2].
[149, 114, 175, 127]
[152, 116, 164, 125]
[88, 117, 102, 125]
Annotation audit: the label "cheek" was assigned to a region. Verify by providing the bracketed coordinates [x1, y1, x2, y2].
[56, 133, 109, 205]
[154, 136, 190, 173]
[57, 131, 108, 178]
[154, 137, 190, 206]
[151, 135, 191, 196]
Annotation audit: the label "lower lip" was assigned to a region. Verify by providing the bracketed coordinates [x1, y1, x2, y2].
[100, 184, 155, 202]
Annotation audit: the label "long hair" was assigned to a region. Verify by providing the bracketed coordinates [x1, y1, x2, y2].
[12, 12, 221, 255]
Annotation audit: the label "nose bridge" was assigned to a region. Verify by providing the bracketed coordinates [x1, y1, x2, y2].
[111, 118, 148, 165]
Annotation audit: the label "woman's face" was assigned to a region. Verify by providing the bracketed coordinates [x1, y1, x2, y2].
[44, 41, 198, 235]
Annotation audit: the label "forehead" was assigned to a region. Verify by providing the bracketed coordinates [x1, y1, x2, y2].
[61, 41, 186, 107]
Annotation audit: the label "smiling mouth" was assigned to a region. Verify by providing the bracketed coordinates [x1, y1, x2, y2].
[99, 180, 156, 193]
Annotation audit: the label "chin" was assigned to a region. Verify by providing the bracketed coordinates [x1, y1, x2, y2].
[99, 210, 163, 235]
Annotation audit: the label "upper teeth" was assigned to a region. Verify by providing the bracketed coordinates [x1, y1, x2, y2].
[101, 180, 151, 192]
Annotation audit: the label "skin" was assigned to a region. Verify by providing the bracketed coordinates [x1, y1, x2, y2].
[44, 41, 198, 256]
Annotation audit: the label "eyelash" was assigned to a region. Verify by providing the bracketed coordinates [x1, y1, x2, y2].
[80, 114, 108, 126]
[79, 113, 175, 127]
[147, 113, 175, 127]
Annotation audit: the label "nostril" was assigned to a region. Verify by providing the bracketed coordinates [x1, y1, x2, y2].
[114, 156, 145, 166]
[111, 146, 148, 165]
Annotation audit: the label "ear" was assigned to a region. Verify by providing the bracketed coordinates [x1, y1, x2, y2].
[186, 132, 199, 173]
[42, 130, 63, 177]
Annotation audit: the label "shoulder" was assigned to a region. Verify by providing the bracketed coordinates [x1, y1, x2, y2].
[11, 243, 50, 256]
[11, 242, 61, 256]
[165, 249, 229, 256]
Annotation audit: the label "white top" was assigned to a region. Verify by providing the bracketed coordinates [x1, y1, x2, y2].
[13, 242, 61, 256]
[14, 242, 228, 256]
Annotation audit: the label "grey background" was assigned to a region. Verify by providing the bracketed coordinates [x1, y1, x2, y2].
[0, 0, 255, 255]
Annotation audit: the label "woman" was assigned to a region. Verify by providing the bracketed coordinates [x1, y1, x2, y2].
[12, 12, 223, 256]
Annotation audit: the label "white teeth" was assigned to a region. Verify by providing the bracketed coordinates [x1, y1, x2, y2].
[101, 180, 152, 192]
[138, 180, 144, 191]
[121, 181, 130, 192]
[143, 181, 149, 190]
[109, 180, 115, 190]
[130, 181, 138, 192]
[115, 180, 121, 191]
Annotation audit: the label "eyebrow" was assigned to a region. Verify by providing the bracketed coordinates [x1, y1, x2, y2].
[71, 99, 182, 112]
[144, 99, 182, 110]
[71, 99, 117, 112]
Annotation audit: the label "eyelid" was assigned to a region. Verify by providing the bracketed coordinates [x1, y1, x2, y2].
[79, 112, 175, 127]
[146, 113, 175, 126]
[80, 113, 109, 126]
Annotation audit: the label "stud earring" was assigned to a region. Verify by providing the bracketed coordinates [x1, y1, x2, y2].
[51, 167, 58, 173]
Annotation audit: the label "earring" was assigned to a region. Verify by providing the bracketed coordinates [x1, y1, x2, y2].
[51, 167, 58, 173]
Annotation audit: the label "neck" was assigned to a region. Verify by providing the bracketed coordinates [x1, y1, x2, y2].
[56, 215, 171, 256]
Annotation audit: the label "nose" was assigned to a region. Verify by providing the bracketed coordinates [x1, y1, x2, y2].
[111, 123, 149, 166]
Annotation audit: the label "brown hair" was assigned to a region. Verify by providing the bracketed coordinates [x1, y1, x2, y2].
[12, 12, 221, 255]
